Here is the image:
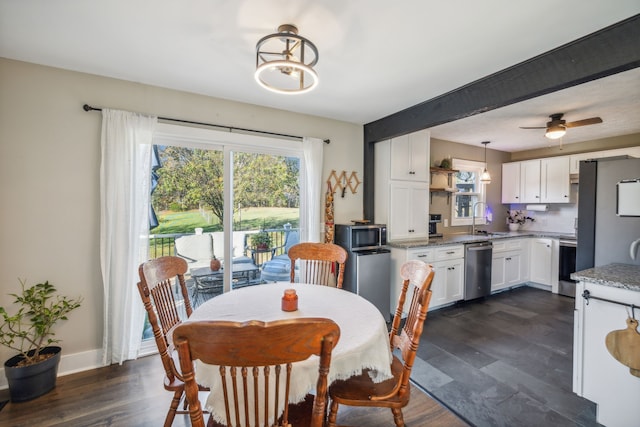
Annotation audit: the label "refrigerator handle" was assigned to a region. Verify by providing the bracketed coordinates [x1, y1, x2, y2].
[630, 238, 640, 260]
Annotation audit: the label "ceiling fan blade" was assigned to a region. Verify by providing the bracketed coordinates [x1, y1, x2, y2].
[565, 117, 603, 128]
[519, 126, 546, 129]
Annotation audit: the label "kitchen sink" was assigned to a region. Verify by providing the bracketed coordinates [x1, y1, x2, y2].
[474, 231, 509, 237]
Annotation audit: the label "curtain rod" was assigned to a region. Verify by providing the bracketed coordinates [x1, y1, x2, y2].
[82, 104, 330, 144]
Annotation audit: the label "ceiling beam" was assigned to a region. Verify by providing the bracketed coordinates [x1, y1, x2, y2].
[364, 14, 640, 144]
[363, 14, 640, 222]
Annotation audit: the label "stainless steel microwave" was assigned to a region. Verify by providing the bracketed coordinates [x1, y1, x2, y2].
[334, 224, 387, 252]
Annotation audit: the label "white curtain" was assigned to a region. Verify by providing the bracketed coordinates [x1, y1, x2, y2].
[302, 137, 324, 242]
[100, 109, 157, 365]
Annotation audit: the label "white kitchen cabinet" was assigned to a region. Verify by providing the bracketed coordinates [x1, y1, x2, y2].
[541, 156, 571, 203]
[390, 129, 430, 182]
[501, 162, 521, 203]
[491, 238, 529, 291]
[429, 245, 464, 309]
[569, 152, 599, 174]
[520, 159, 541, 203]
[388, 181, 429, 240]
[390, 244, 463, 313]
[431, 258, 464, 308]
[569, 146, 640, 174]
[573, 279, 640, 427]
[529, 238, 553, 286]
[502, 157, 570, 204]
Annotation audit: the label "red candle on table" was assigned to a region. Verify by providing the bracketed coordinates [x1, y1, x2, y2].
[281, 289, 298, 311]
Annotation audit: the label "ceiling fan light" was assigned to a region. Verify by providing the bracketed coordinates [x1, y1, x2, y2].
[545, 124, 566, 139]
[255, 24, 319, 95]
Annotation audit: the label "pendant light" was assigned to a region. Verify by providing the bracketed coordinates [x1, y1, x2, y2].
[480, 141, 491, 184]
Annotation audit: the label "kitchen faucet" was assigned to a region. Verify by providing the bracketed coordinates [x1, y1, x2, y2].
[471, 202, 487, 235]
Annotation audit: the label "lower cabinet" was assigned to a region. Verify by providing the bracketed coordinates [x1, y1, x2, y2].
[529, 238, 554, 286]
[390, 244, 464, 313]
[431, 257, 464, 308]
[491, 238, 529, 292]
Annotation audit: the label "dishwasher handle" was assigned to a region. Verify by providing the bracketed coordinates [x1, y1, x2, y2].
[467, 245, 492, 252]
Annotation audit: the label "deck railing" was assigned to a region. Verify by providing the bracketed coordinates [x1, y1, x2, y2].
[149, 226, 296, 260]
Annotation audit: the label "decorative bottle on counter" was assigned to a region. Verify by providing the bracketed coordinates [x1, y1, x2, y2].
[281, 289, 298, 311]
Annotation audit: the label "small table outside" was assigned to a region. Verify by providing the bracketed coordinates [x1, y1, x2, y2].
[190, 263, 262, 303]
[250, 247, 273, 267]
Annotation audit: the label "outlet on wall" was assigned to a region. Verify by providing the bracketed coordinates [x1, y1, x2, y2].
[444, 219, 448, 227]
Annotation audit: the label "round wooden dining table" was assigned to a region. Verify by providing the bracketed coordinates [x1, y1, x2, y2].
[186, 282, 393, 423]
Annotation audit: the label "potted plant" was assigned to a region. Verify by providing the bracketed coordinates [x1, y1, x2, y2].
[506, 210, 535, 231]
[0, 279, 82, 402]
[250, 231, 272, 250]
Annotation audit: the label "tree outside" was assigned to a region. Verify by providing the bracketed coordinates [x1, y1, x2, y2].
[151, 146, 300, 234]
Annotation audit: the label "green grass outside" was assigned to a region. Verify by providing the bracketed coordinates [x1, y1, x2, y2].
[151, 207, 300, 235]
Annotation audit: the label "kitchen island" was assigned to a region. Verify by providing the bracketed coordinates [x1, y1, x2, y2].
[571, 263, 640, 427]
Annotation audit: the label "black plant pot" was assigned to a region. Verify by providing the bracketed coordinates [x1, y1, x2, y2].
[4, 346, 61, 402]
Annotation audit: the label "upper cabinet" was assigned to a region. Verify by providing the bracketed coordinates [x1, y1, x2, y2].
[520, 159, 542, 203]
[569, 146, 640, 174]
[501, 162, 521, 203]
[502, 156, 570, 204]
[390, 129, 430, 182]
[374, 130, 430, 241]
[541, 156, 570, 203]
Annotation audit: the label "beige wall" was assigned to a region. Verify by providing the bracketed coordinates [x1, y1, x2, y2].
[430, 138, 512, 233]
[0, 58, 363, 366]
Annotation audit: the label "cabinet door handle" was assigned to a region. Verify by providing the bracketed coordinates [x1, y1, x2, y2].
[515, 196, 519, 199]
[506, 257, 511, 261]
[446, 251, 455, 254]
[417, 254, 427, 258]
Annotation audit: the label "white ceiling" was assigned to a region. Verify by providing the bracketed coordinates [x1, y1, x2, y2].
[1, 1, 639, 152]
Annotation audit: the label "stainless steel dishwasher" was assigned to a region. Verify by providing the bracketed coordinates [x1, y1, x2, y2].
[464, 241, 493, 300]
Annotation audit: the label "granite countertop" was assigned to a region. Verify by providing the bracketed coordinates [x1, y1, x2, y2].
[388, 231, 577, 249]
[571, 263, 640, 292]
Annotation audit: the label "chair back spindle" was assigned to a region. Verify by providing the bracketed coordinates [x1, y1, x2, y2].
[288, 243, 348, 288]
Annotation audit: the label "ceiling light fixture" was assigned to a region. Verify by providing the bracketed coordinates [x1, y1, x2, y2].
[545, 123, 567, 139]
[480, 141, 491, 184]
[255, 24, 319, 95]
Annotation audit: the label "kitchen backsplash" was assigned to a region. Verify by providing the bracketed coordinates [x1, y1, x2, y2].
[509, 184, 579, 235]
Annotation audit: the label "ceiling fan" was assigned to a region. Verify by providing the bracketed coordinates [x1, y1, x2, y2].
[520, 113, 603, 139]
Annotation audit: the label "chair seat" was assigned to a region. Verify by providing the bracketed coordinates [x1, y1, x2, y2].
[329, 355, 407, 407]
[260, 256, 291, 282]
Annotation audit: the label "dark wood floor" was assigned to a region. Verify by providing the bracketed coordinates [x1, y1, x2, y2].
[0, 352, 466, 426]
[412, 286, 601, 427]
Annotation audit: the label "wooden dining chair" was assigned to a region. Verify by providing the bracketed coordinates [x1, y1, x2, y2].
[287, 242, 348, 288]
[327, 260, 435, 427]
[173, 318, 341, 427]
[137, 256, 208, 427]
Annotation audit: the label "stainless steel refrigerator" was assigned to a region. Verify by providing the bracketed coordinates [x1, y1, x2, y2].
[576, 157, 640, 270]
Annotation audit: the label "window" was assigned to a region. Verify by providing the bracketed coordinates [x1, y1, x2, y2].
[450, 159, 488, 226]
[140, 124, 306, 350]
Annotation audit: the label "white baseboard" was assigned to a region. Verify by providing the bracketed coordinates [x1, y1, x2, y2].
[0, 348, 103, 390]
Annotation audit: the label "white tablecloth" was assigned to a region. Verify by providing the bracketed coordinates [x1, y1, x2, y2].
[186, 282, 393, 423]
